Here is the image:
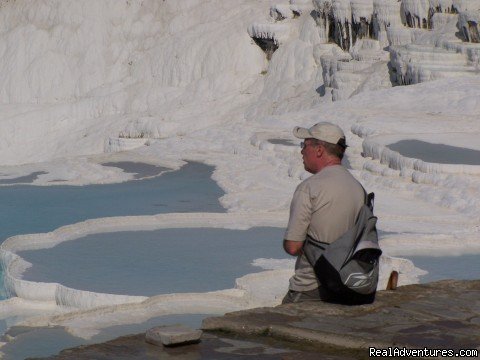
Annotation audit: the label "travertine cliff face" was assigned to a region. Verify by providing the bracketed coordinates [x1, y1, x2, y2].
[248, 0, 480, 101]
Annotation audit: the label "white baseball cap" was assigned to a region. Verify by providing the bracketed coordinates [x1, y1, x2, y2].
[293, 122, 347, 147]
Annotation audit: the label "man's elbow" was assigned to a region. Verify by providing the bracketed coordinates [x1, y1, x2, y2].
[283, 240, 303, 256]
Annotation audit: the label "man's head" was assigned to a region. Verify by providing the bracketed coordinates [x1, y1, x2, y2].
[293, 122, 347, 173]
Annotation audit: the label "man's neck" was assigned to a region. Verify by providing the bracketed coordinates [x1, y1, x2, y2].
[315, 157, 341, 173]
[324, 158, 341, 167]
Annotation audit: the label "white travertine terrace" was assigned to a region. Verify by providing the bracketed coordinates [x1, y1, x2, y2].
[351, 0, 374, 23]
[311, 0, 403, 49]
[386, 26, 413, 46]
[247, 23, 291, 45]
[402, 0, 480, 28]
[459, 10, 480, 43]
[0, 212, 420, 328]
[104, 137, 149, 153]
[373, 0, 404, 28]
[371, 0, 404, 46]
[361, 135, 480, 177]
[329, 0, 354, 50]
[300, 0, 480, 94]
[389, 44, 476, 84]
[350, 38, 388, 60]
[248, 0, 478, 97]
[431, 12, 457, 28]
[0, 213, 282, 309]
[0, 0, 479, 352]
[270, 4, 302, 21]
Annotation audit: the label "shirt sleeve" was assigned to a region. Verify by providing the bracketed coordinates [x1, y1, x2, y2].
[284, 184, 312, 242]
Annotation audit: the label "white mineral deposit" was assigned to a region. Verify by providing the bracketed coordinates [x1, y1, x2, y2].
[0, 0, 479, 358]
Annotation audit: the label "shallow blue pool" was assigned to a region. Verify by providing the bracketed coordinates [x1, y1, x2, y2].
[1, 313, 208, 360]
[20, 227, 287, 296]
[405, 254, 480, 283]
[387, 140, 480, 165]
[0, 162, 225, 299]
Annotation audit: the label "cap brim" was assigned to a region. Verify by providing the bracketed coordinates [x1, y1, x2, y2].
[292, 126, 312, 139]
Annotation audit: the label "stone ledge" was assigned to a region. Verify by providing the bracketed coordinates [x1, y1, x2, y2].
[31, 280, 480, 359]
[202, 280, 480, 353]
[145, 324, 202, 346]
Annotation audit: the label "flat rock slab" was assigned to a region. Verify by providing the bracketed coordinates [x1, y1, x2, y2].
[203, 280, 480, 355]
[31, 280, 480, 359]
[31, 332, 355, 359]
[145, 324, 202, 346]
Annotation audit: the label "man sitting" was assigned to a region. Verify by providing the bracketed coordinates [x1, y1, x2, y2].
[282, 122, 365, 304]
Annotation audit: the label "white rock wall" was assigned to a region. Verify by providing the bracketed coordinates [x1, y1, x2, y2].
[0, 0, 268, 165]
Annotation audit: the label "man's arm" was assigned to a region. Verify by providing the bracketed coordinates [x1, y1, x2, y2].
[283, 239, 303, 256]
[284, 185, 311, 257]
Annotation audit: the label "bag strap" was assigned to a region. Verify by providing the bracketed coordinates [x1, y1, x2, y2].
[303, 188, 374, 246]
[303, 187, 375, 265]
[361, 185, 374, 212]
[366, 192, 374, 211]
[305, 234, 328, 249]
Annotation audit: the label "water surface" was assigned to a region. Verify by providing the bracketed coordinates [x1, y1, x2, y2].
[101, 162, 168, 179]
[0, 162, 223, 244]
[0, 171, 47, 184]
[20, 227, 286, 296]
[387, 140, 480, 165]
[268, 138, 296, 146]
[0, 162, 224, 298]
[406, 254, 480, 283]
[0, 314, 207, 360]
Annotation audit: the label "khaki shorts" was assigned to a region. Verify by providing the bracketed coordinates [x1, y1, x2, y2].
[282, 286, 375, 305]
[281, 288, 322, 304]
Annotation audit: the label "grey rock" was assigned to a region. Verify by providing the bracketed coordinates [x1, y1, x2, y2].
[145, 324, 202, 347]
[33, 332, 355, 359]
[32, 280, 480, 359]
[203, 280, 480, 352]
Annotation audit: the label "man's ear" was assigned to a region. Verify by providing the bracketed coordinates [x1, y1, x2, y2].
[316, 144, 324, 157]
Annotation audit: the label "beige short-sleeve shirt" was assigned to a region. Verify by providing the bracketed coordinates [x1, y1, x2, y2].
[284, 165, 365, 292]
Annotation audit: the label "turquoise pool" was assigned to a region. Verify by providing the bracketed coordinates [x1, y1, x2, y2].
[19, 227, 286, 296]
[387, 140, 480, 165]
[0, 162, 225, 298]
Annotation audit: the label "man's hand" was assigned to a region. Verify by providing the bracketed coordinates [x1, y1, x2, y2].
[283, 240, 304, 256]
